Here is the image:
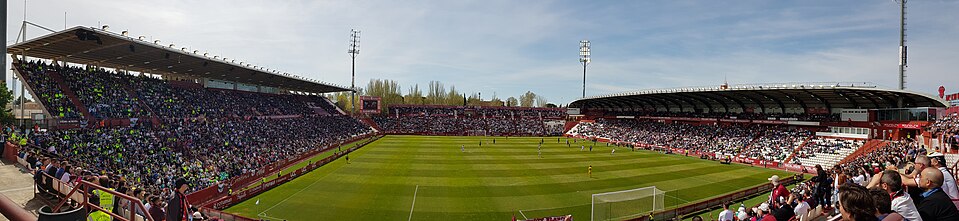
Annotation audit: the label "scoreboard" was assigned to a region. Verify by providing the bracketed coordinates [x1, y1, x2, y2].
[360, 96, 381, 114]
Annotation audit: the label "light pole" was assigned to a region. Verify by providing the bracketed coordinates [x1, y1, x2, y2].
[348, 29, 360, 113]
[894, 0, 907, 107]
[579, 40, 591, 98]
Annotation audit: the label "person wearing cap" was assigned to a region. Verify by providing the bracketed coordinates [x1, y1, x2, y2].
[166, 178, 191, 221]
[927, 152, 959, 210]
[917, 167, 959, 221]
[757, 203, 775, 221]
[768, 175, 788, 204]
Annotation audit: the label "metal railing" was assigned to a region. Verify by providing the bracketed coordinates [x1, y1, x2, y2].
[37, 171, 153, 221]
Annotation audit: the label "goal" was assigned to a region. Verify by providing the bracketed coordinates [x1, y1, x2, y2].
[591, 186, 665, 221]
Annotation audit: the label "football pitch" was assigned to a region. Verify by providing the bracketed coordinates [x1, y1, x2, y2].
[224, 135, 792, 221]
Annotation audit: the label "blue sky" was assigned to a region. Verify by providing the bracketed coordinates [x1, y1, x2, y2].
[5, 0, 959, 105]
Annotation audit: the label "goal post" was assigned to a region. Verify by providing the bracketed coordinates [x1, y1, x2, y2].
[591, 186, 665, 221]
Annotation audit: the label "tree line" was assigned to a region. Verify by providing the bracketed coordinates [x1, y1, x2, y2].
[325, 79, 555, 113]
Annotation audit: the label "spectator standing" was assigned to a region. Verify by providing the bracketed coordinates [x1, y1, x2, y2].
[768, 175, 788, 203]
[166, 178, 191, 221]
[718, 202, 734, 221]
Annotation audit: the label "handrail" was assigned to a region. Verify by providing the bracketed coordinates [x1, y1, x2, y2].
[0, 194, 35, 221]
[37, 171, 154, 221]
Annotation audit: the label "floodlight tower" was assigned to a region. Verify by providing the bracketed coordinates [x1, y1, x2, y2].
[579, 40, 590, 98]
[349, 29, 360, 113]
[895, 0, 907, 107]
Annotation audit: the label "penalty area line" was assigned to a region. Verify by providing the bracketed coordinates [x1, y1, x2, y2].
[409, 185, 419, 221]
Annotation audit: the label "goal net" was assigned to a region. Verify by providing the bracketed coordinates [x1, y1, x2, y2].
[591, 186, 665, 221]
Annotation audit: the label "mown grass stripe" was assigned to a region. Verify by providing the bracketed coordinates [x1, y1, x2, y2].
[225, 136, 793, 221]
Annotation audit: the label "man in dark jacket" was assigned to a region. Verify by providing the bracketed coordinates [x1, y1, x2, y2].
[166, 178, 190, 221]
[917, 167, 959, 221]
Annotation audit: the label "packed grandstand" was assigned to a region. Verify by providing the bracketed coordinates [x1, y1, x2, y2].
[1, 25, 959, 221]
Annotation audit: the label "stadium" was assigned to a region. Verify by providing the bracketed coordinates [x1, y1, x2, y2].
[1, 1, 958, 221]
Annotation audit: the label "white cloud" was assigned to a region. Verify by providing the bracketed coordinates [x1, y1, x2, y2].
[5, 0, 958, 105]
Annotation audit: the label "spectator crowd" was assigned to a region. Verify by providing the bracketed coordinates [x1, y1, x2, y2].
[12, 59, 374, 221]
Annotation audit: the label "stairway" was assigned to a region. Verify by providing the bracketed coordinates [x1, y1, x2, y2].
[120, 83, 159, 118]
[563, 121, 580, 134]
[48, 71, 95, 123]
[783, 136, 814, 164]
[357, 116, 381, 132]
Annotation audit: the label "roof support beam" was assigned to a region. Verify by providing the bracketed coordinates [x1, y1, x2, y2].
[708, 93, 742, 113]
[678, 93, 720, 113]
[738, 94, 766, 113]
[803, 90, 831, 111]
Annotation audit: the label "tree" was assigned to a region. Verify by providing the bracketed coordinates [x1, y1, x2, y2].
[404, 84, 424, 105]
[506, 97, 518, 107]
[426, 81, 447, 105]
[489, 95, 504, 107]
[519, 91, 536, 107]
[364, 79, 403, 112]
[0, 84, 15, 125]
[535, 96, 548, 107]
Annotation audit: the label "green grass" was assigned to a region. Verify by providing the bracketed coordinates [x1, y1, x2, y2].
[240, 139, 371, 191]
[224, 135, 793, 221]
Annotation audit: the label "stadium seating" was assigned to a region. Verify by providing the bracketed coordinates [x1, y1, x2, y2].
[18, 60, 337, 120]
[740, 129, 812, 163]
[17, 60, 373, 195]
[595, 110, 840, 122]
[373, 106, 563, 136]
[15, 61, 84, 119]
[790, 137, 865, 168]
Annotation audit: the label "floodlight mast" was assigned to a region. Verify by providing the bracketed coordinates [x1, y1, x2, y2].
[895, 0, 907, 107]
[580, 40, 590, 98]
[349, 29, 360, 113]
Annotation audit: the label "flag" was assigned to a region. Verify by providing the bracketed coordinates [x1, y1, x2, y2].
[255, 199, 260, 205]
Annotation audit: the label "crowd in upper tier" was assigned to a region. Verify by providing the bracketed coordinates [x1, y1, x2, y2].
[16, 60, 338, 120]
[567, 119, 789, 157]
[593, 110, 840, 122]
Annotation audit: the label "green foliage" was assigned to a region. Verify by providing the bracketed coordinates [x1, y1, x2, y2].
[327, 79, 554, 111]
[0, 83, 15, 125]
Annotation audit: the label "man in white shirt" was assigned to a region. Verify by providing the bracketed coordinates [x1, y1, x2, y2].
[871, 170, 923, 221]
[793, 193, 811, 221]
[717, 202, 734, 221]
[929, 152, 959, 210]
